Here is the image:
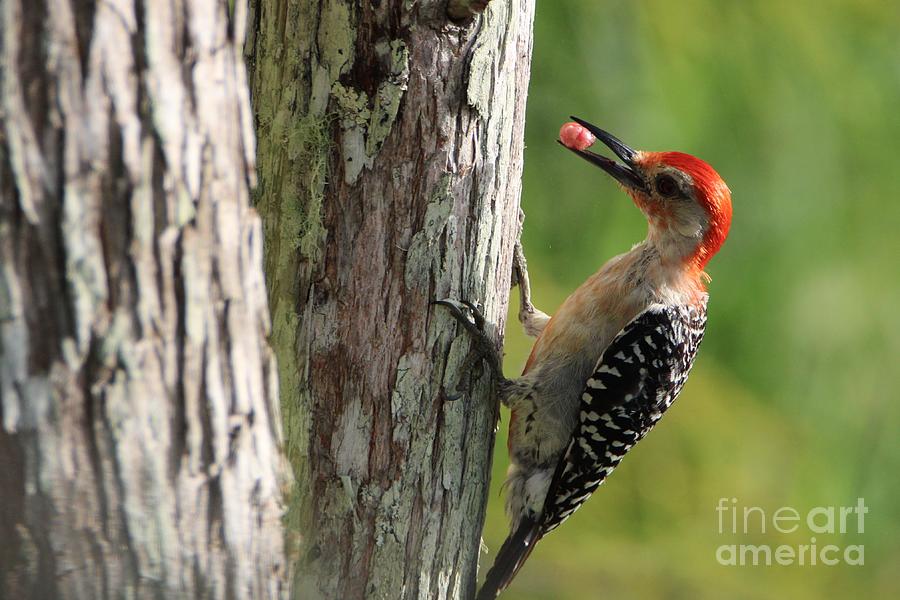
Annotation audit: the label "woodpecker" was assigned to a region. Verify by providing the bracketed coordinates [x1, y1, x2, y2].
[437, 117, 732, 599]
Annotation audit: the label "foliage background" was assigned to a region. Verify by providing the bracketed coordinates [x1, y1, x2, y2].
[484, 1, 900, 598]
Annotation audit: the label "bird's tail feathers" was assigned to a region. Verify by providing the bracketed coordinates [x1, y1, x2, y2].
[476, 517, 542, 600]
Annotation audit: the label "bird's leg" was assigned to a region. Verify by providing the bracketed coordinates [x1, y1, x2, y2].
[511, 211, 551, 338]
[434, 299, 510, 401]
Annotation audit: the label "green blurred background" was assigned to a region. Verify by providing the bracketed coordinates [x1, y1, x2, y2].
[483, 1, 900, 598]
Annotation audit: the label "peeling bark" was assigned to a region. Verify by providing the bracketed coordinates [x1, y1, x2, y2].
[0, 0, 288, 598]
[247, 1, 534, 598]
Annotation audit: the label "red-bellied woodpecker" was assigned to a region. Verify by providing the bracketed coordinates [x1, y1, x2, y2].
[437, 117, 733, 599]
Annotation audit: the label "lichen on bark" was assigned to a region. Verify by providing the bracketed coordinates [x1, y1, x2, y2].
[247, 0, 535, 598]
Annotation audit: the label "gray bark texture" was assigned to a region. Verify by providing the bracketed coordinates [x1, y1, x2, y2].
[0, 0, 288, 598]
[246, 0, 534, 598]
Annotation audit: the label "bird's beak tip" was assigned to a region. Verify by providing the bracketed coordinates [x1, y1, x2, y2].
[563, 117, 646, 192]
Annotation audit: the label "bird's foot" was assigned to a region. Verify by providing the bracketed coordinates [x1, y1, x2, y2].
[434, 298, 507, 400]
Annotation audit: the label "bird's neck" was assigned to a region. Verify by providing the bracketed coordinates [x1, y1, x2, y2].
[629, 239, 708, 303]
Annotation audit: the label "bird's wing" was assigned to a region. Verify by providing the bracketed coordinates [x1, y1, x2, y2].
[539, 300, 708, 535]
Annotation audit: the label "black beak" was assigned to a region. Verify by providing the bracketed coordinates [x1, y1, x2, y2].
[559, 116, 647, 193]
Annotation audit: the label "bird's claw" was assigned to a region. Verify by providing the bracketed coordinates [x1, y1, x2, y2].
[433, 299, 490, 342]
[433, 298, 491, 351]
[461, 300, 487, 330]
[432, 298, 472, 325]
[433, 298, 506, 399]
[444, 390, 464, 402]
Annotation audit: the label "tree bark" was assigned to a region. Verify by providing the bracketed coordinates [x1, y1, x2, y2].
[0, 1, 288, 598]
[246, 0, 534, 598]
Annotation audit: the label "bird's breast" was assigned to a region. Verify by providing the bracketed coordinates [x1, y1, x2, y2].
[510, 253, 650, 467]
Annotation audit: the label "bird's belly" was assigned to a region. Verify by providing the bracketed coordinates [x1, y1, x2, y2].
[507, 253, 655, 470]
[507, 339, 608, 470]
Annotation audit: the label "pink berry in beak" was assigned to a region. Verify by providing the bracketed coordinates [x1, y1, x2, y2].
[559, 121, 596, 151]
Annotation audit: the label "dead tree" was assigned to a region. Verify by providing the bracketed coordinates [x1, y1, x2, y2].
[246, 0, 535, 598]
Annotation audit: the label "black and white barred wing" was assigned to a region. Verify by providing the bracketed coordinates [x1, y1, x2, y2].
[540, 301, 708, 534]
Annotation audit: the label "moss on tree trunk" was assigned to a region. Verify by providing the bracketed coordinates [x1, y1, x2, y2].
[246, 0, 535, 598]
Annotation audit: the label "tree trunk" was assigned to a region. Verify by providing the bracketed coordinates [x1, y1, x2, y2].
[246, 0, 534, 598]
[0, 1, 288, 598]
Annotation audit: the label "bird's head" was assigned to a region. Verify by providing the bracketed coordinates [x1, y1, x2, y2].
[560, 117, 732, 272]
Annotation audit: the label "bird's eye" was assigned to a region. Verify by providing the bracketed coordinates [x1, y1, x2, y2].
[655, 174, 680, 198]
